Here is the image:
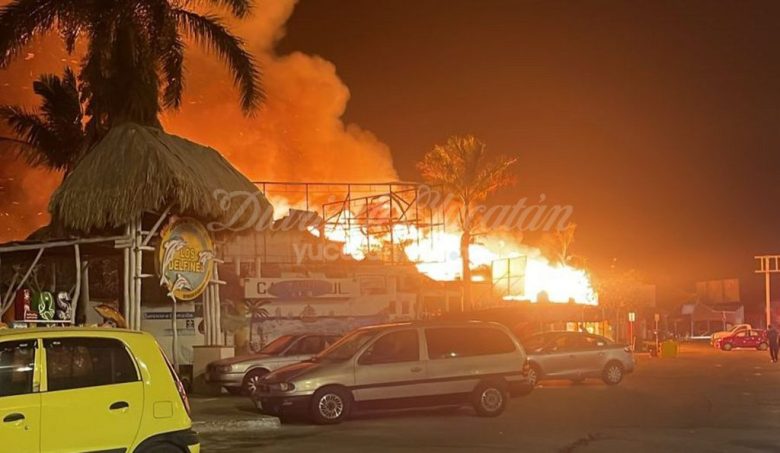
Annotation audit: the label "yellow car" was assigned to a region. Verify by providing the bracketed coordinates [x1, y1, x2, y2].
[0, 327, 200, 453]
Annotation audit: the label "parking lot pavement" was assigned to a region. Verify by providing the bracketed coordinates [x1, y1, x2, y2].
[190, 395, 280, 433]
[198, 343, 780, 452]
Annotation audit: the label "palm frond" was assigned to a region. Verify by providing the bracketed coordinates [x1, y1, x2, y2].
[0, 0, 66, 67]
[0, 105, 61, 168]
[0, 135, 36, 149]
[160, 29, 185, 109]
[418, 135, 517, 204]
[0, 106, 48, 150]
[33, 69, 82, 128]
[196, 0, 253, 18]
[173, 8, 263, 113]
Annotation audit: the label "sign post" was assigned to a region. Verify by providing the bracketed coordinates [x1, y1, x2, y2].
[628, 311, 636, 351]
[654, 313, 660, 355]
[158, 218, 215, 369]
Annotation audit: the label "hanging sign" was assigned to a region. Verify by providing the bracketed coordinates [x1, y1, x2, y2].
[158, 218, 215, 301]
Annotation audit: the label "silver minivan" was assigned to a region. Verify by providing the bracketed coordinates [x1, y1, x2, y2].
[253, 321, 533, 424]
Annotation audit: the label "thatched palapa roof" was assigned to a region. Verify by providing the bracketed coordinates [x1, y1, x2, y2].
[50, 123, 272, 233]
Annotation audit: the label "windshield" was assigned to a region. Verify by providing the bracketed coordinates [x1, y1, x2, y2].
[314, 329, 380, 361]
[259, 335, 298, 355]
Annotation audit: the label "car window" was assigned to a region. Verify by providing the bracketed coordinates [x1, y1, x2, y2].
[0, 340, 36, 397]
[287, 336, 324, 355]
[359, 330, 419, 365]
[425, 327, 514, 359]
[260, 335, 297, 355]
[549, 334, 579, 352]
[577, 335, 611, 349]
[735, 332, 748, 338]
[44, 338, 138, 391]
[522, 334, 548, 351]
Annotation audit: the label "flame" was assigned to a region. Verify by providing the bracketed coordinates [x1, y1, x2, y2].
[306, 206, 597, 305]
[406, 231, 598, 305]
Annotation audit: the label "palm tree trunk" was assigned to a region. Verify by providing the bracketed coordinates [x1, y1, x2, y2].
[461, 230, 472, 312]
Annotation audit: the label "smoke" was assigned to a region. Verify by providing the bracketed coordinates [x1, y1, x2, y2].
[0, 0, 398, 242]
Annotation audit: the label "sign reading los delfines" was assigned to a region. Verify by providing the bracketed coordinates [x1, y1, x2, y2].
[158, 218, 215, 301]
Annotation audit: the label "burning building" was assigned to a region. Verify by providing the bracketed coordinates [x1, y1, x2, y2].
[217, 181, 601, 353]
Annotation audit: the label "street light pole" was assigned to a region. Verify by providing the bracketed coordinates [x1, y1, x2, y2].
[755, 256, 780, 328]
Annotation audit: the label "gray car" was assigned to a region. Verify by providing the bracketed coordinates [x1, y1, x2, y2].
[523, 331, 634, 386]
[206, 334, 340, 395]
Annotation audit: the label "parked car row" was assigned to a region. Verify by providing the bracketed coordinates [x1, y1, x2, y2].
[206, 322, 635, 425]
[0, 321, 635, 453]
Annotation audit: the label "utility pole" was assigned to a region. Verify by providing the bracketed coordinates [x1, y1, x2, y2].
[755, 256, 780, 328]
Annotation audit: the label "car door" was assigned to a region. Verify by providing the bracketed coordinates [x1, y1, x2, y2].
[0, 338, 41, 453]
[571, 335, 609, 377]
[41, 337, 144, 453]
[353, 329, 427, 402]
[731, 331, 748, 348]
[536, 334, 580, 378]
[747, 330, 763, 348]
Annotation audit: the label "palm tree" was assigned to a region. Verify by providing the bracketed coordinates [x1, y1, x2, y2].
[0, 67, 86, 174]
[0, 0, 262, 137]
[418, 135, 517, 311]
[540, 222, 578, 266]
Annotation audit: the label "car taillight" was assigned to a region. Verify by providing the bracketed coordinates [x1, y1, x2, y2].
[160, 348, 191, 416]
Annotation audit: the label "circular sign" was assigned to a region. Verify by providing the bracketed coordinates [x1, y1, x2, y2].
[158, 218, 215, 301]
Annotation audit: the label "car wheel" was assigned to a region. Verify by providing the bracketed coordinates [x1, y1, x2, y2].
[527, 364, 541, 387]
[242, 369, 269, 396]
[602, 362, 624, 386]
[758, 342, 769, 351]
[721, 342, 733, 351]
[311, 387, 352, 425]
[472, 381, 508, 417]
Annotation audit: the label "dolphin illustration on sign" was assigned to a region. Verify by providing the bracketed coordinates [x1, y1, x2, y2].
[157, 218, 215, 301]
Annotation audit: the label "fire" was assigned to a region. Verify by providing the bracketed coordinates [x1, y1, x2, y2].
[406, 231, 598, 305]
[309, 208, 598, 305]
[521, 259, 598, 305]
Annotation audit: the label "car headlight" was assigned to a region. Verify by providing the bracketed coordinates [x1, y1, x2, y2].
[270, 382, 295, 392]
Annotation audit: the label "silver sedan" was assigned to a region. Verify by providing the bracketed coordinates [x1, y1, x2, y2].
[523, 331, 635, 386]
[206, 334, 340, 395]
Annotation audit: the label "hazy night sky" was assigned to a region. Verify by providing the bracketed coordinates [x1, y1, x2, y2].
[1, 0, 779, 307]
[275, 0, 780, 304]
